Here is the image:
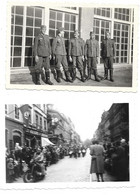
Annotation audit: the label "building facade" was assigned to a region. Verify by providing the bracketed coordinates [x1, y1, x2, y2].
[5, 104, 48, 150]
[10, 6, 134, 72]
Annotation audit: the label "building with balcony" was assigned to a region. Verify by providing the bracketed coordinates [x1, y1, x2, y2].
[10, 5, 134, 74]
[5, 104, 48, 150]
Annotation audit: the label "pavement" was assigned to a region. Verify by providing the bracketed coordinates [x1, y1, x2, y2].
[13, 149, 117, 183]
[10, 64, 132, 87]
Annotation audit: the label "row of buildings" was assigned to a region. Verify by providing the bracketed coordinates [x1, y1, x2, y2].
[5, 104, 81, 150]
[94, 103, 129, 144]
[10, 5, 135, 73]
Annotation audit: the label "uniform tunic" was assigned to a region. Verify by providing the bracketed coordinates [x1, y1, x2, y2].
[101, 39, 116, 69]
[85, 39, 99, 69]
[69, 38, 85, 71]
[52, 35, 68, 71]
[34, 33, 51, 72]
[90, 144, 104, 174]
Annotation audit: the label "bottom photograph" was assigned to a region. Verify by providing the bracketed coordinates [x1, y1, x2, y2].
[5, 103, 129, 183]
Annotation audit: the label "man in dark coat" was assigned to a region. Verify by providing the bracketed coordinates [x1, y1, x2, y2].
[85, 31, 100, 82]
[68, 30, 85, 82]
[101, 31, 116, 82]
[52, 27, 72, 83]
[34, 25, 53, 85]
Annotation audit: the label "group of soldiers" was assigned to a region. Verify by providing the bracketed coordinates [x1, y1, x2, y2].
[34, 25, 116, 85]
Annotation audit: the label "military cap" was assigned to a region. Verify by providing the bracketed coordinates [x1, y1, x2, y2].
[41, 25, 46, 29]
[58, 27, 64, 32]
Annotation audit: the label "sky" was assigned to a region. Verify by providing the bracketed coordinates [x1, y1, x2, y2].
[46, 92, 112, 141]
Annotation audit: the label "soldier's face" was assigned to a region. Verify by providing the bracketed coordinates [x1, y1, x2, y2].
[74, 32, 79, 38]
[41, 27, 46, 34]
[90, 33, 95, 39]
[106, 33, 110, 39]
[60, 31, 64, 37]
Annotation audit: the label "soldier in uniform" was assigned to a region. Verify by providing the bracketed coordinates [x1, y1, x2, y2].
[85, 31, 100, 82]
[52, 27, 72, 83]
[68, 30, 85, 82]
[101, 31, 116, 82]
[34, 25, 53, 85]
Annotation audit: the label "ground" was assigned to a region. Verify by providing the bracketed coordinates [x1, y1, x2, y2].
[14, 149, 117, 183]
[10, 64, 132, 87]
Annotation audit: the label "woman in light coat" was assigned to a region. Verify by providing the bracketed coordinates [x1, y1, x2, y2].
[90, 139, 104, 182]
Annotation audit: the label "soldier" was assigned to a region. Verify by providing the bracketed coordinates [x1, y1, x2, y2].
[52, 27, 72, 83]
[34, 25, 53, 85]
[85, 31, 100, 82]
[101, 31, 116, 82]
[68, 30, 85, 82]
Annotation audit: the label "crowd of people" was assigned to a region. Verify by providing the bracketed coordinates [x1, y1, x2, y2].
[89, 138, 129, 182]
[5, 143, 86, 183]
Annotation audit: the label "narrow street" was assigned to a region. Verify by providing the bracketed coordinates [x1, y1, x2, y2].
[14, 149, 117, 183]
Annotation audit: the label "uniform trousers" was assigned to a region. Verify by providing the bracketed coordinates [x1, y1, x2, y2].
[55, 55, 69, 71]
[35, 56, 50, 72]
[87, 57, 97, 70]
[72, 56, 83, 71]
[104, 57, 113, 69]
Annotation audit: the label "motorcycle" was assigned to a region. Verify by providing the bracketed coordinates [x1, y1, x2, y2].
[22, 159, 45, 183]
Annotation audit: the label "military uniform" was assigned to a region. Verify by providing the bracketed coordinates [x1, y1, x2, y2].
[68, 36, 85, 82]
[101, 38, 116, 81]
[34, 30, 53, 85]
[52, 28, 72, 83]
[85, 38, 100, 81]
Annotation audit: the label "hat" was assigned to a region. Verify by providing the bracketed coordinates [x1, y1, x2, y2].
[58, 27, 64, 33]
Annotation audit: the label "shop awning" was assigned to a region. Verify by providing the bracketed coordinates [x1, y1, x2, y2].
[41, 137, 55, 146]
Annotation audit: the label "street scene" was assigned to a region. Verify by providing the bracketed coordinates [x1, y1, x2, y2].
[9, 6, 135, 88]
[5, 103, 129, 183]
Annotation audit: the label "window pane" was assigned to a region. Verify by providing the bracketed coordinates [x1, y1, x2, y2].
[71, 15, 76, 23]
[35, 18, 41, 27]
[25, 47, 32, 56]
[64, 31, 69, 39]
[14, 47, 22, 56]
[26, 17, 33, 26]
[26, 27, 33, 36]
[13, 58, 21, 67]
[25, 57, 32, 66]
[14, 37, 22, 45]
[26, 37, 32, 46]
[50, 11, 56, 20]
[49, 20, 55, 29]
[64, 23, 69, 30]
[16, 6, 23, 15]
[27, 7, 34, 16]
[49, 29, 55, 37]
[65, 14, 70, 22]
[56, 21, 62, 29]
[57, 12, 62, 20]
[70, 23, 75, 31]
[11, 36, 13, 45]
[15, 26, 23, 35]
[34, 28, 40, 36]
[35, 9, 42, 18]
[15, 15, 23, 25]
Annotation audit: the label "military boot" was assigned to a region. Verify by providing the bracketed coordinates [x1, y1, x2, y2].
[110, 69, 114, 82]
[56, 70, 61, 83]
[35, 71, 41, 85]
[94, 69, 100, 82]
[72, 68, 76, 81]
[86, 68, 91, 80]
[65, 71, 73, 83]
[45, 71, 53, 85]
[79, 70, 85, 82]
[103, 68, 108, 80]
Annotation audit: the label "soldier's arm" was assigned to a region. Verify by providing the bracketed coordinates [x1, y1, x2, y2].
[82, 39, 85, 56]
[96, 41, 99, 57]
[68, 39, 71, 56]
[113, 40, 116, 57]
[52, 38, 57, 56]
[84, 40, 88, 59]
[48, 37, 52, 55]
[34, 36, 39, 57]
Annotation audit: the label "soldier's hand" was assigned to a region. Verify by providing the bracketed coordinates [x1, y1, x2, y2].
[82, 56, 84, 61]
[69, 56, 72, 62]
[53, 55, 55, 60]
[35, 55, 39, 63]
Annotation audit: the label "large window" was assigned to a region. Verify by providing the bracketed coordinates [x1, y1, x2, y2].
[94, 8, 111, 18]
[11, 6, 44, 68]
[114, 8, 130, 21]
[49, 10, 77, 39]
[114, 22, 129, 63]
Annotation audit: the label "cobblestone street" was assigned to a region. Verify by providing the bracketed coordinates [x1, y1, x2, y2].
[14, 149, 117, 183]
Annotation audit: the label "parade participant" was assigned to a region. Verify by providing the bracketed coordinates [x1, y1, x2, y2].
[101, 31, 116, 82]
[34, 25, 53, 85]
[52, 27, 72, 83]
[85, 31, 100, 82]
[90, 139, 104, 182]
[68, 30, 85, 82]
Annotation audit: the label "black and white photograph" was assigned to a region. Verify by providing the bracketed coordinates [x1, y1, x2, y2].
[5, 103, 129, 183]
[7, 2, 138, 91]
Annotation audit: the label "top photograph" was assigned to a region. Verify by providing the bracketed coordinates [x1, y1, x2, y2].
[6, 3, 138, 91]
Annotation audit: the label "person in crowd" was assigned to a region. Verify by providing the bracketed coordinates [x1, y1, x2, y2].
[85, 31, 100, 82]
[52, 27, 72, 83]
[34, 25, 53, 85]
[101, 31, 116, 82]
[90, 139, 104, 182]
[7, 158, 15, 182]
[68, 30, 85, 82]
